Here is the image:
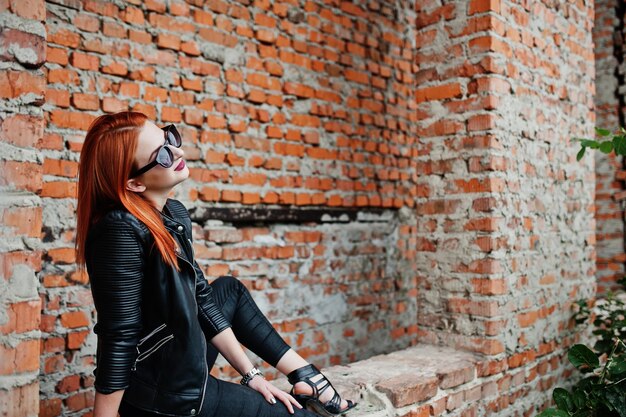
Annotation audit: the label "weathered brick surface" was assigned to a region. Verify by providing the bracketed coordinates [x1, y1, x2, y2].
[414, 0, 596, 363]
[0, 0, 605, 416]
[272, 343, 576, 417]
[39, 0, 420, 415]
[594, 0, 626, 296]
[0, 1, 46, 417]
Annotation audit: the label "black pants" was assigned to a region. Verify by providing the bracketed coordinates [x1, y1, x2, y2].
[119, 275, 318, 417]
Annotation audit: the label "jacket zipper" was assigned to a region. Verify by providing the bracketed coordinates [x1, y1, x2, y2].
[135, 334, 174, 362]
[132, 323, 170, 371]
[138, 323, 167, 346]
[175, 236, 207, 415]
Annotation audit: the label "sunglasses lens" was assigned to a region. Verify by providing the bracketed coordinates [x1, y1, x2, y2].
[156, 147, 174, 167]
[165, 127, 182, 147]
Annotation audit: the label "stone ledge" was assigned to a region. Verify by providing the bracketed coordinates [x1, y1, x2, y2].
[273, 344, 486, 417]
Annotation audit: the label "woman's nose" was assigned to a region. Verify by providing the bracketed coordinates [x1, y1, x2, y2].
[171, 145, 184, 159]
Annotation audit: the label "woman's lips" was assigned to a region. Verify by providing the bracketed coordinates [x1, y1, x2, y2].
[174, 160, 185, 171]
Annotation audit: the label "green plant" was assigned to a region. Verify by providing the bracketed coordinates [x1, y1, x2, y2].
[575, 127, 626, 161]
[537, 133, 626, 417]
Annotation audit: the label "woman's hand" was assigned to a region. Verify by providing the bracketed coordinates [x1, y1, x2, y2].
[247, 376, 304, 414]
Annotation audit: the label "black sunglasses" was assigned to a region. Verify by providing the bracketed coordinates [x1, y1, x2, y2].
[130, 125, 182, 178]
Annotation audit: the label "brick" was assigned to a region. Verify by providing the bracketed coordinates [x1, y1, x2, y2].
[43, 159, 79, 177]
[57, 375, 80, 394]
[0, 251, 41, 279]
[47, 28, 80, 48]
[74, 13, 100, 32]
[48, 68, 80, 85]
[437, 363, 475, 388]
[416, 83, 463, 103]
[46, 88, 70, 107]
[162, 106, 182, 122]
[102, 61, 128, 76]
[0, 29, 46, 67]
[0, 114, 44, 147]
[447, 390, 464, 411]
[1, 206, 42, 237]
[47, 247, 76, 264]
[39, 398, 62, 417]
[144, 86, 168, 102]
[471, 278, 507, 295]
[67, 330, 89, 349]
[70, 52, 99, 70]
[71, 93, 99, 110]
[49, 110, 95, 131]
[120, 6, 144, 24]
[0, 382, 38, 416]
[157, 33, 181, 50]
[117, 82, 140, 97]
[170, 90, 194, 105]
[400, 406, 430, 417]
[179, 40, 199, 56]
[0, 70, 45, 99]
[9, 0, 46, 20]
[102, 21, 127, 38]
[102, 97, 128, 113]
[47, 46, 69, 65]
[65, 391, 94, 412]
[0, 339, 39, 374]
[0, 161, 42, 192]
[469, 0, 501, 15]
[60, 311, 89, 329]
[0, 300, 41, 334]
[376, 374, 438, 407]
[182, 77, 203, 91]
[184, 108, 204, 126]
[129, 28, 152, 43]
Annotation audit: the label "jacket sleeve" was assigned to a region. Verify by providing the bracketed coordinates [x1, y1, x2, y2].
[85, 218, 144, 395]
[192, 258, 232, 340]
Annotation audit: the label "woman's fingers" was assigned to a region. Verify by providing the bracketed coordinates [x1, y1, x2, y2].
[249, 378, 304, 414]
[272, 389, 295, 414]
[249, 377, 276, 404]
[287, 393, 304, 409]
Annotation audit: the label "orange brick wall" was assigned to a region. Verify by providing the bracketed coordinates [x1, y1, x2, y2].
[0, 0, 46, 416]
[38, 0, 421, 415]
[0, 0, 608, 416]
[594, 0, 626, 296]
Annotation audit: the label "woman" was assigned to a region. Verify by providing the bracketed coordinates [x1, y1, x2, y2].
[75, 111, 357, 417]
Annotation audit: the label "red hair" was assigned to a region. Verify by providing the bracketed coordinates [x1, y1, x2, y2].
[75, 111, 179, 270]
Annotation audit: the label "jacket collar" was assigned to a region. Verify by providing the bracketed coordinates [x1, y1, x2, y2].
[160, 200, 185, 232]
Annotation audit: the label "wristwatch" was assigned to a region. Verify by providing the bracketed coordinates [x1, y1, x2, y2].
[240, 367, 263, 386]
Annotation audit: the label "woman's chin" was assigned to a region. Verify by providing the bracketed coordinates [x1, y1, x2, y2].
[173, 167, 189, 183]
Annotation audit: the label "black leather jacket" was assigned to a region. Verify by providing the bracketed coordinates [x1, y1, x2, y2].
[85, 199, 231, 416]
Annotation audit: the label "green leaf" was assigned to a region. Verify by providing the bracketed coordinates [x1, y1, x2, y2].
[574, 139, 600, 148]
[613, 136, 626, 155]
[596, 127, 612, 136]
[572, 388, 587, 409]
[554, 388, 575, 412]
[608, 357, 626, 376]
[577, 147, 586, 161]
[604, 387, 626, 417]
[537, 408, 570, 417]
[599, 141, 614, 154]
[569, 344, 600, 369]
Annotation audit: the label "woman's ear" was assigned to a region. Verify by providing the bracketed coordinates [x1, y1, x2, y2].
[126, 178, 146, 193]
